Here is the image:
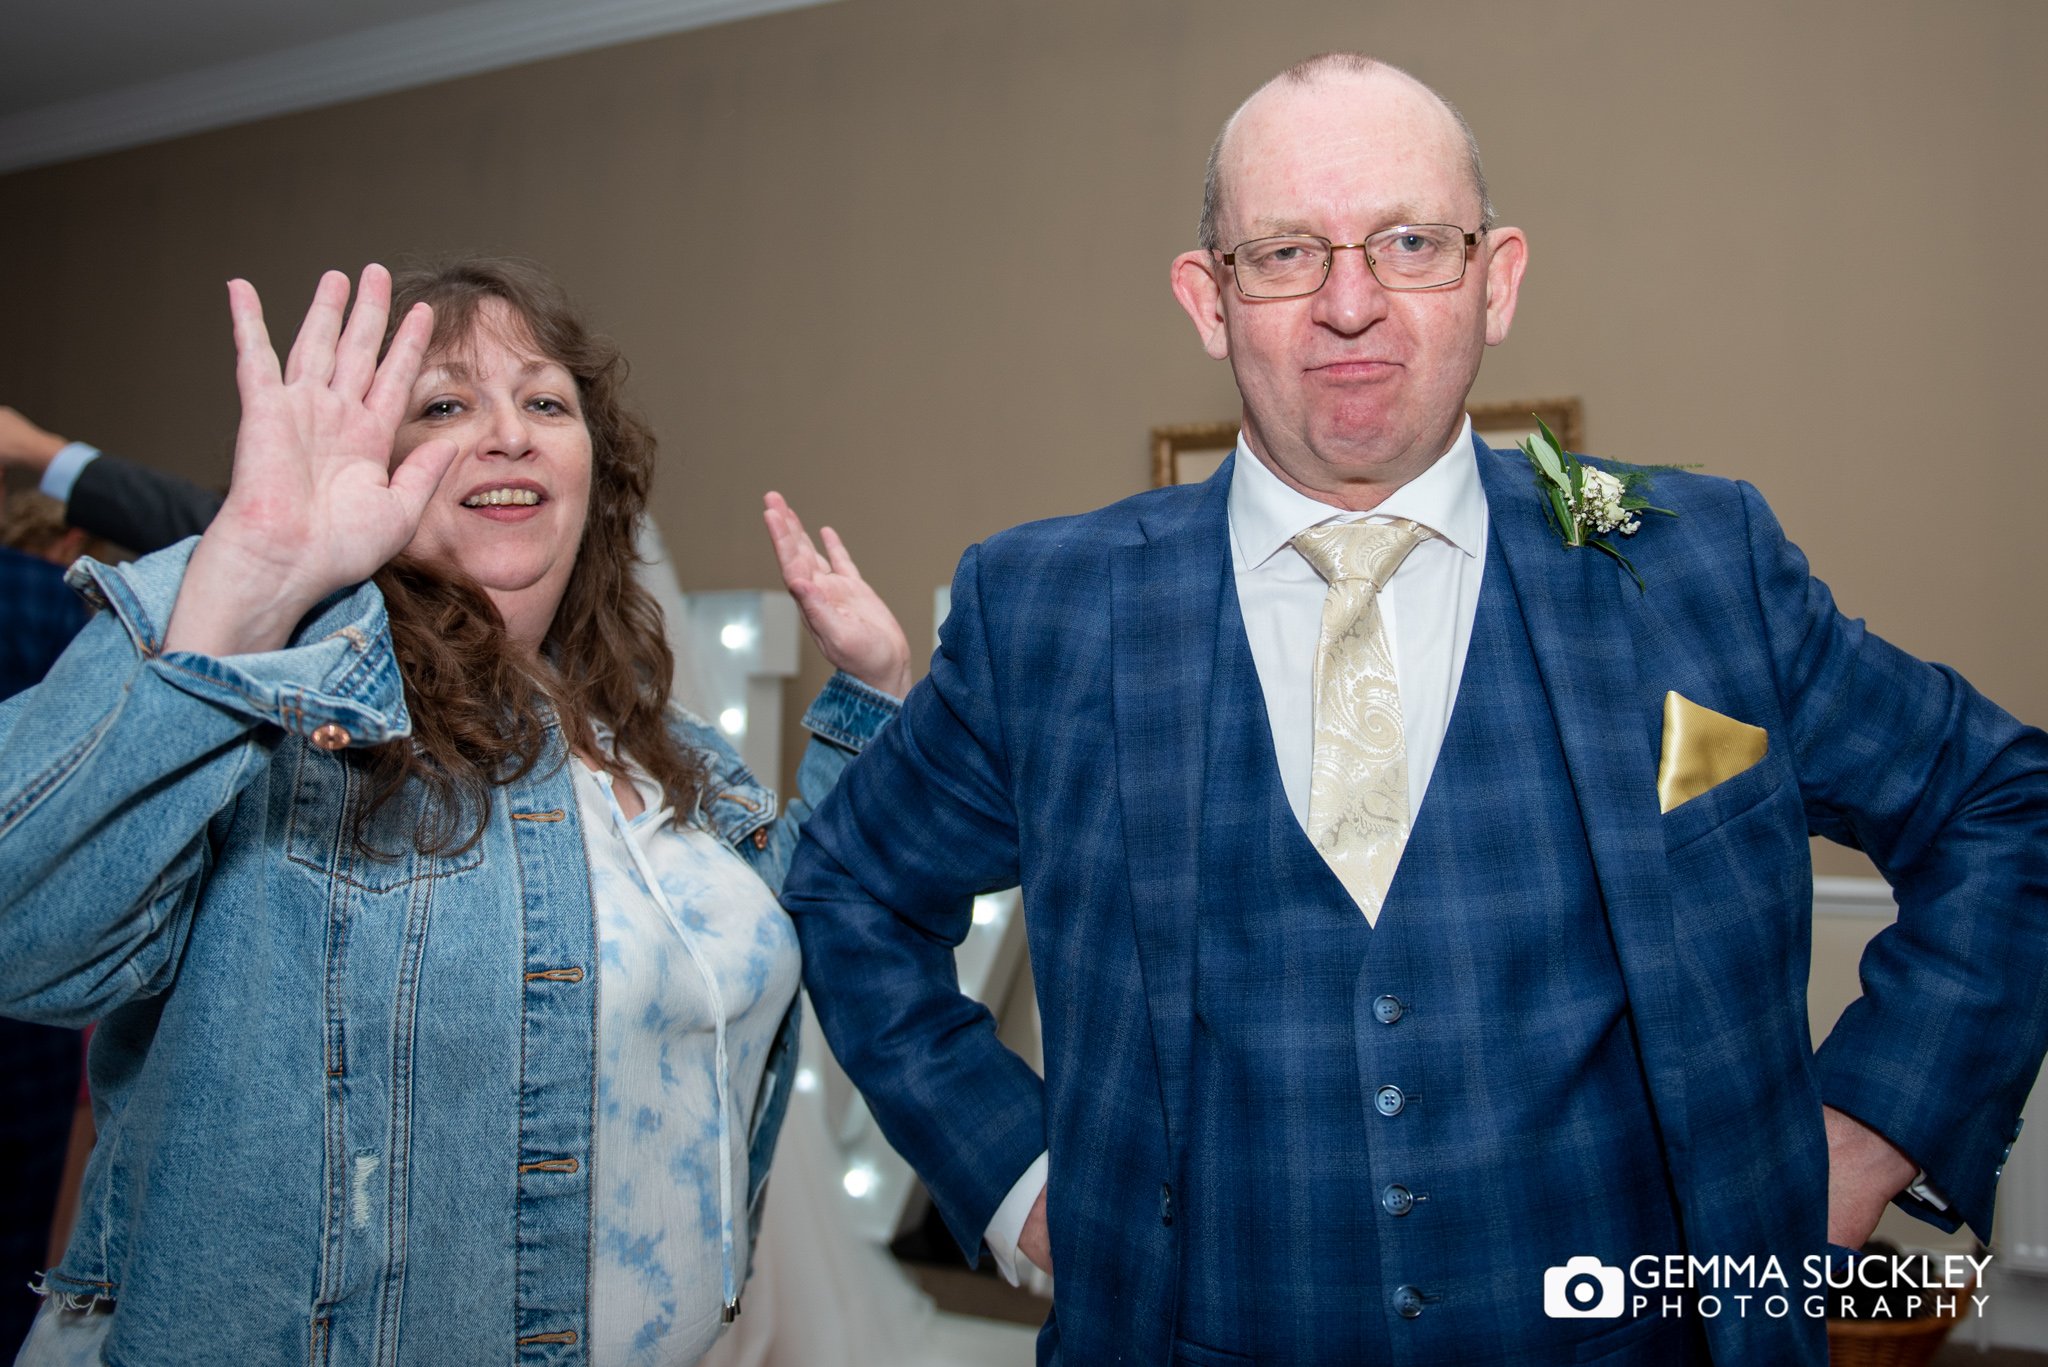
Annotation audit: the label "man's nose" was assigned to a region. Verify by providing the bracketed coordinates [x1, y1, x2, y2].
[1311, 243, 1391, 334]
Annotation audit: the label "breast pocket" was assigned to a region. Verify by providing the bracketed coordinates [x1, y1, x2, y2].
[1661, 749, 1811, 1007]
[1659, 753, 1789, 857]
[283, 746, 483, 893]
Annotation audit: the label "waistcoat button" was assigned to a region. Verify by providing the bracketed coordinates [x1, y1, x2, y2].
[1381, 1183, 1414, 1216]
[1375, 1084, 1405, 1116]
[1394, 1285, 1425, 1319]
[1373, 994, 1405, 1024]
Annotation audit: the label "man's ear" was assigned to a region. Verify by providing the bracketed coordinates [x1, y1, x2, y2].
[1170, 250, 1232, 361]
[1480, 227, 1529, 347]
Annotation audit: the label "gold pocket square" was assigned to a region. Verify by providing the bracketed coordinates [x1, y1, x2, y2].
[1657, 692, 1768, 814]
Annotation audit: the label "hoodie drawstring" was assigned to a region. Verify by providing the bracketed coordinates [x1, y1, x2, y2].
[592, 771, 742, 1323]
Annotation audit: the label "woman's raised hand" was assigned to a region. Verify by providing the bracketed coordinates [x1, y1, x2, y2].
[763, 492, 913, 699]
[164, 266, 457, 657]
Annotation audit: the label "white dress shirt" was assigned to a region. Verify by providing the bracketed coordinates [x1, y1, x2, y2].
[1230, 417, 1488, 828]
[984, 421, 1492, 1284]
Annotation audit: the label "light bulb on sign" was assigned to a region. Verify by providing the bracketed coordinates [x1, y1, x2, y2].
[719, 708, 745, 736]
[720, 622, 755, 651]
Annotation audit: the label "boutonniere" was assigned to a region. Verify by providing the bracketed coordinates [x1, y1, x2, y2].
[1519, 416, 1678, 591]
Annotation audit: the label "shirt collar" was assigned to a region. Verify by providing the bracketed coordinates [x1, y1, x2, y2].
[1227, 415, 1485, 572]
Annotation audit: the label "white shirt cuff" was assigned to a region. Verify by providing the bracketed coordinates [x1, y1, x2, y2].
[40, 442, 100, 503]
[982, 1150, 1049, 1287]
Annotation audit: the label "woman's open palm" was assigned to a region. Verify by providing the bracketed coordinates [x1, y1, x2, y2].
[164, 266, 457, 657]
[214, 265, 455, 601]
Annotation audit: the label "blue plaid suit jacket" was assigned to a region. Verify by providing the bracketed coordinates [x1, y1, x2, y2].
[785, 442, 2048, 1365]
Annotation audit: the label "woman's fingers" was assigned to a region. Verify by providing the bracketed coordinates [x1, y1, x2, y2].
[226, 279, 282, 397]
[329, 264, 392, 401]
[763, 492, 824, 584]
[819, 525, 865, 582]
[366, 302, 436, 431]
[282, 270, 352, 387]
[763, 492, 913, 696]
[386, 437, 459, 528]
[765, 491, 812, 549]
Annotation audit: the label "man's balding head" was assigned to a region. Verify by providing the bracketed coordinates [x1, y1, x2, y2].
[1168, 54, 1528, 508]
[1197, 54, 1495, 251]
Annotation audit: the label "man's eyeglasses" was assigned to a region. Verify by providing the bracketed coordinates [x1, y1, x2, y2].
[1219, 225, 1481, 299]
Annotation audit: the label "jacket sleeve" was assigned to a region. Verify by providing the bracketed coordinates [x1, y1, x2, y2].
[0, 543, 410, 1026]
[1751, 483, 2048, 1241]
[752, 670, 903, 893]
[65, 451, 224, 555]
[781, 543, 1049, 1265]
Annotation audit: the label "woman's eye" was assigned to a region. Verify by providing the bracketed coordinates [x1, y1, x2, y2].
[530, 397, 567, 415]
[420, 399, 462, 419]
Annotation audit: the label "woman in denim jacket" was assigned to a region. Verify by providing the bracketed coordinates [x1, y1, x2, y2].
[0, 261, 909, 1366]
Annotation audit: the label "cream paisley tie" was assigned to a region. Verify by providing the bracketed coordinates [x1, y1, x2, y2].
[1292, 518, 1431, 926]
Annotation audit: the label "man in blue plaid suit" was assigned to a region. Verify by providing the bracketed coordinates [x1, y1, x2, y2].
[784, 54, 2048, 1365]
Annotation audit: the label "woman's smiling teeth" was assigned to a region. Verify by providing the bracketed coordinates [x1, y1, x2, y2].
[463, 488, 543, 507]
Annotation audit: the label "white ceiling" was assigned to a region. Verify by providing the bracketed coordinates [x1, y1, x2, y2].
[0, 0, 840, 175]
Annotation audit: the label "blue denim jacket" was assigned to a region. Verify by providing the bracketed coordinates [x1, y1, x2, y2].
[0, 542, 896, 1367]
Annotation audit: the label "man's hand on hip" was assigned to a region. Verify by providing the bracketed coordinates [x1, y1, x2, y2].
[1825, 1104, 1918, 1248]
[1019, 1184, 1053, 1275]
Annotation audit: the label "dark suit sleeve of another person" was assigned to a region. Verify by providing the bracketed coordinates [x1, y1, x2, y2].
[782, 542, 1047, 1264]
[1747, 482, 2048, 1241]
[66, 451, 222, 554]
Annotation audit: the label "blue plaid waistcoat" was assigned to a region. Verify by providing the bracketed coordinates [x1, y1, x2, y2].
[1174, 529, 1692, 1365]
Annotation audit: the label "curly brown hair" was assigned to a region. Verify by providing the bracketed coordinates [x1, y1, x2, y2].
[356, 257, 707, 856]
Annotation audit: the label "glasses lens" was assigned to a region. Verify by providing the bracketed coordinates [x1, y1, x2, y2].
[1232, 236, 1330, 298]
[1366, 225, 1469, 288]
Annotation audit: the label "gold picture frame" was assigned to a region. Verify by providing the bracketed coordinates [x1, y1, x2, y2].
[1469, 397, 1584, 455]
[1150, 422, 1238, 488]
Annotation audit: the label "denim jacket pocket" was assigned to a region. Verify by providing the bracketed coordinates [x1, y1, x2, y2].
[282, 746, 484, 892]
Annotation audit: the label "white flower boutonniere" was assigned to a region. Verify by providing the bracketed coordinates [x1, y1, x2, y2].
[1519, 416, 1678, 591]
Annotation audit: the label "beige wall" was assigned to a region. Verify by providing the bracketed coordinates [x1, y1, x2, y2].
[2, 0, 2042, 883]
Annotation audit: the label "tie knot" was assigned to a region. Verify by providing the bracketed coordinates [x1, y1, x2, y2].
[1292, 518, 1430, 590]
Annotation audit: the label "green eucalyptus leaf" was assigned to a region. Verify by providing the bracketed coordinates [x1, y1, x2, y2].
[1522, 433, 1567, 488]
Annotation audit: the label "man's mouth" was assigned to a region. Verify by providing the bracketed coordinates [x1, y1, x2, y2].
[461, 486, 544, 508]
[1311, 359, 1399, 378]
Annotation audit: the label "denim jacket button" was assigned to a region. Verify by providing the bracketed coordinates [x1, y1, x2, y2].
[310, 723, 351, 751]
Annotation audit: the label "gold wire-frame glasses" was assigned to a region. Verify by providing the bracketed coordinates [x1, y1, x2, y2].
[1220, 225, 1482, 299]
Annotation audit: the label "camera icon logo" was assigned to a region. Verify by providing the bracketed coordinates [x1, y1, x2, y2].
[1544, 1256, 1625, 1318]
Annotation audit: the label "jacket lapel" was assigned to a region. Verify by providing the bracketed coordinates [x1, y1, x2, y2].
[1476, 444, 1694, 1178]
[1110, 456, 1235, 1173]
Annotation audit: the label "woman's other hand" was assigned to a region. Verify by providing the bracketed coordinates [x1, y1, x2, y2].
[164, 265, 457, 657]
[763, 492, 912, 699]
